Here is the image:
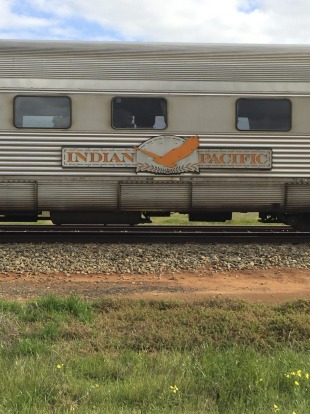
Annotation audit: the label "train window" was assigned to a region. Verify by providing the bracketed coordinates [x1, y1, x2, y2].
[236, 99, 291, 131]
[14, 96, 71, 128]
[112, 97, 167, 129]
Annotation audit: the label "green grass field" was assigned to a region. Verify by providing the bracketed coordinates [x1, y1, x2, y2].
[148, 212, 270, 225]
[0, 296, 309, 413]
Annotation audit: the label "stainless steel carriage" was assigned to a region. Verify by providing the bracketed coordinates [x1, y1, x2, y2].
[1, 40, 310, 228]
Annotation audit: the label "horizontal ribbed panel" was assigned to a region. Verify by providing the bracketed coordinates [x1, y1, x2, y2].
[192, 183, 284, 209]
[1, 41, 310, 82]
[0, 181, 36, 211]
[287, 185, 310, 208]
[38, 182, 117, 210]
[2, 58, 310, 82]
[1, 134, 310, 177]
[120, 184, 190, 210]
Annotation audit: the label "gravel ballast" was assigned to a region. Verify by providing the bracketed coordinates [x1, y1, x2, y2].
[0, 243, 310, 275]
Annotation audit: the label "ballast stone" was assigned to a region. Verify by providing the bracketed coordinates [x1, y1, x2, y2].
[0, 243, 309, 276]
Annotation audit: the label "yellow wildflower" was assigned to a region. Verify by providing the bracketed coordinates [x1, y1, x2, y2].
[305, 373, 309, 379]
[273, 404, 279, 412]
[297, 370, 302, 377]
[170, 385, 179, 394]
[56, 364, 64, 369]
[294, 381, 299, 386]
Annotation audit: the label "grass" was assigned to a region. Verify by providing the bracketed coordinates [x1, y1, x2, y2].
[0, 296, 309, 413]
[147, 212, 281, 226]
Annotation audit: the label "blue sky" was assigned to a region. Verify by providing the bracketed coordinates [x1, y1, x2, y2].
[238, 0, 260, 14]
[0, 0, 308, 44]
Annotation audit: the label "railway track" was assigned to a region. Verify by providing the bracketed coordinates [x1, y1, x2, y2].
[0, 224, 309, 243]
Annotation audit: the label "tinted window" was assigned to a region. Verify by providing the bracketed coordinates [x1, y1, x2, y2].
[14, 96, 71, 128]
[112, 97, 167, 129]
[236, 99, 291, 131]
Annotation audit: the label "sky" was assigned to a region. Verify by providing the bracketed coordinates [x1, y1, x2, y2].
[0, 0, 309, 44]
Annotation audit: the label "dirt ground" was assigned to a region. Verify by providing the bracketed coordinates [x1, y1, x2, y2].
[0, 267, 310, 303]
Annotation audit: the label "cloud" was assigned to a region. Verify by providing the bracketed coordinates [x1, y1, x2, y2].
[0, 0, 309, 44]
[6, 0, 270, 42]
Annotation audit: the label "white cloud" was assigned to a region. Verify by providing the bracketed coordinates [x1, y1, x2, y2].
[21, 0, 271, 42]
[1, 0, 310, 44]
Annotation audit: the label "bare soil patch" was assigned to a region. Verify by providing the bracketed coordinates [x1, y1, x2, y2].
[0, 268, 309, 303]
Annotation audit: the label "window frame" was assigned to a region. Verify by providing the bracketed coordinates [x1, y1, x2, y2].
[111, 96, 168, 130]
[236, 98, 292, 132]
[13, 95, 72, 129]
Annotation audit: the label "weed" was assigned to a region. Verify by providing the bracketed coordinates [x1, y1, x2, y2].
[0, 297, 308, 413]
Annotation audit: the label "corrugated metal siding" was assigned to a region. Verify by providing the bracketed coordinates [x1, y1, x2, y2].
[1, 41, 310, 82]
[287, 185, 310, 209]
[120, 184, 190, 210]
[2, 134, 310, 178]
[38, 182, 117, 210]
[199, 136, 310, 178]
[192, 183, 284, 210]
[0, 181, 36, 211]
[2, 57, 310, 82]
[0, 135, 137, 176]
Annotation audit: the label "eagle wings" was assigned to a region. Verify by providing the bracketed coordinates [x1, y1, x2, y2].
[134, 136, 199, 168]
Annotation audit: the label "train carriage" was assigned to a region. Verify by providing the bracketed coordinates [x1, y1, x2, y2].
[1, 40, 310, 229]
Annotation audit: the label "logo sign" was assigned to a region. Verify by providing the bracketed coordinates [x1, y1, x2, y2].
[135, 136, 199, 174]
[62, 136, 272, 172]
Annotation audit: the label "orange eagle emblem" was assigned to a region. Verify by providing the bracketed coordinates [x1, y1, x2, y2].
[134, 136, 199, 168]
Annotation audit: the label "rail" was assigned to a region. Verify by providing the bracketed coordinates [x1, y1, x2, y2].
[0, 224, 309, 243]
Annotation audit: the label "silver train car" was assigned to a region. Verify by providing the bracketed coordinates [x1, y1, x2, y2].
[1, 40, 310, 228]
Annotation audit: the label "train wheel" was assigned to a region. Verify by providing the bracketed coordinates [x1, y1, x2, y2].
[286, 214, 310, 231]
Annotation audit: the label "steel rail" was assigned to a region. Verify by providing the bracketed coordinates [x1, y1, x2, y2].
[0, 224, 309, 243]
